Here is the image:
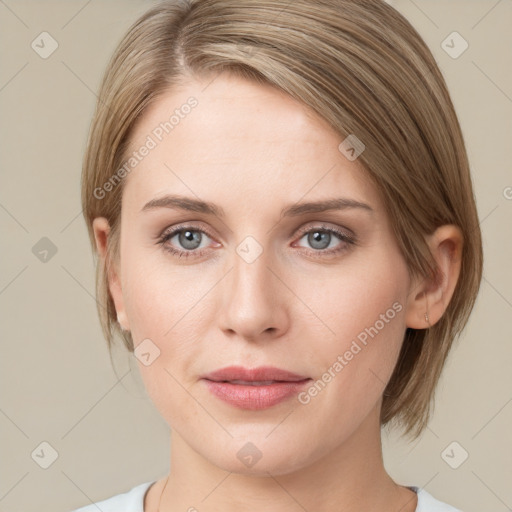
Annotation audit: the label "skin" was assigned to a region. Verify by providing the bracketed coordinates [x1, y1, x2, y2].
[93, 72, 462, 512]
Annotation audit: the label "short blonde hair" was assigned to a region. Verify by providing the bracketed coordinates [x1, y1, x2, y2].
[81, 0, 483, 439]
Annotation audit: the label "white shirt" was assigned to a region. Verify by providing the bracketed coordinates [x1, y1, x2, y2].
[70, 481, 463, 511]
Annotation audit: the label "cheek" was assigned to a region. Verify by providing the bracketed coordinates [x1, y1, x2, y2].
[296, 253, 409, 411]
[121, 252, 217, 423]
[122, 247, 203, 340]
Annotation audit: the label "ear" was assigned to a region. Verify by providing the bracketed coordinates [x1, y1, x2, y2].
[405, 225, 463, 329]
[92, 217, 130, 332]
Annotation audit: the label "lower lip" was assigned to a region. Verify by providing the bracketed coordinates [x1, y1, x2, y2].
[203, 379, 311, 410]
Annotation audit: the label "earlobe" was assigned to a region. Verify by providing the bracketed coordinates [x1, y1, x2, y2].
[405, 225, 463, 329]
[92, 217, 130, 331]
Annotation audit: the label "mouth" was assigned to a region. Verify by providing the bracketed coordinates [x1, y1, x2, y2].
[224, 380, 289, 386]
[202, 365, 310, 383]
[201, 366, 312, 410]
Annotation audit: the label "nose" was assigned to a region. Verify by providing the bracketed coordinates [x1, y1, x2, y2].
[216, 242, 290, 342]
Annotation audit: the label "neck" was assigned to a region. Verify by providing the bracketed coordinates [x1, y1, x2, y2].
[157, 405, 417, 512]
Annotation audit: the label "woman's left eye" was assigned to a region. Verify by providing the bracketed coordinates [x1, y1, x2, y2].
[294, 225, 356, 255]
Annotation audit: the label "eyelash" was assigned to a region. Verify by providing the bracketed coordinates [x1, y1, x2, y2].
[156, 223, 357, 260]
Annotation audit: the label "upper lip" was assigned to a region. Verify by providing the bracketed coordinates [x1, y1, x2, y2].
[202, 366, 310, 382]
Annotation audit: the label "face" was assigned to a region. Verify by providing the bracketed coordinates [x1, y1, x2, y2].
[102, 73, 417, 475]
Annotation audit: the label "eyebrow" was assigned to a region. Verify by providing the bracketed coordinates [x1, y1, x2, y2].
[140, 194, 374, 217]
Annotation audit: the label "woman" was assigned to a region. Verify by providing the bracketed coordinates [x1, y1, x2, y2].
[73, 0, 483, 510]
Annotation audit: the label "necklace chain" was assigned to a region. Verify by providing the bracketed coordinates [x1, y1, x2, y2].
[156, 475, 170, 512]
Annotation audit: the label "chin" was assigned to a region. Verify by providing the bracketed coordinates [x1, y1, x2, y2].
[205, 436, 318, 477]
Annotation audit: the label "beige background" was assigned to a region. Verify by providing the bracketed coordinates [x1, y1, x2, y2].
[0, 1, 511, 511]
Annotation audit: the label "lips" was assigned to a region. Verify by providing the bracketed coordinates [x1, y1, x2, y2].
[201, 366, 311, 410]
[202, 365, 310, 383]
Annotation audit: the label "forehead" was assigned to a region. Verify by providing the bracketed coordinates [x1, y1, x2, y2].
[122, 73, 379, 212]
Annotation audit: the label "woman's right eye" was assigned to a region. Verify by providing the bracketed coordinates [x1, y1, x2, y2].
[157, 225, 217, 259]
